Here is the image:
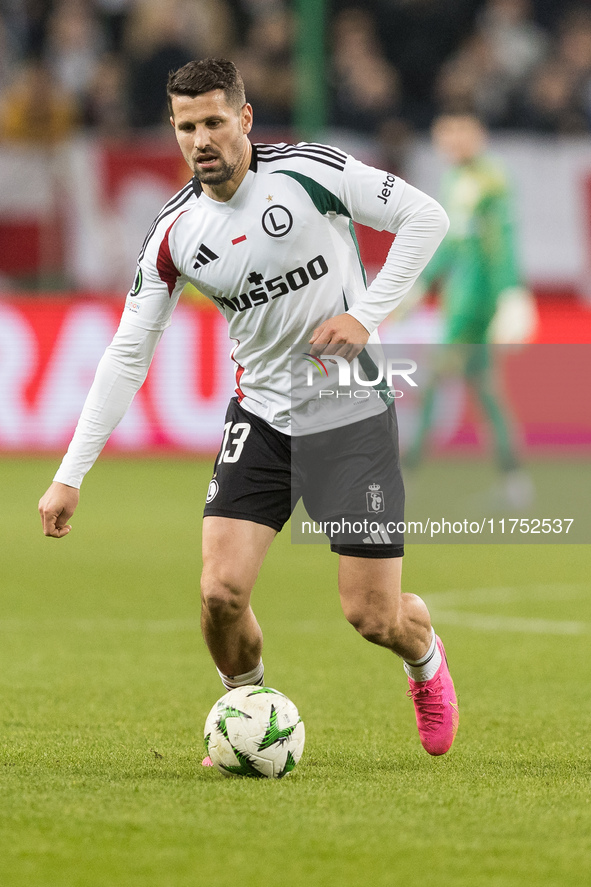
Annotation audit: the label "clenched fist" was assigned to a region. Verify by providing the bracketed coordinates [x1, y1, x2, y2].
[38, 482, 80, 538]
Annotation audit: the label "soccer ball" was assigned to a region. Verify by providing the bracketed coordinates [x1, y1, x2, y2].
[204, 685, 305, 778]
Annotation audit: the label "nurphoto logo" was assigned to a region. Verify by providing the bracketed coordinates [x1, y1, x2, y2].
[303, 354, 418, 388]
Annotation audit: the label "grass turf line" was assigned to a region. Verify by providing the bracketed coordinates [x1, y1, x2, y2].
[1, 457, 590, 887]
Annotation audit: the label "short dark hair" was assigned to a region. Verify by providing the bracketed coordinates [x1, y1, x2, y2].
[167, 58, 246, 117]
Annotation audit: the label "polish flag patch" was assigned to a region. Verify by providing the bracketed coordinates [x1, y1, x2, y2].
[232, 235, 247, 245]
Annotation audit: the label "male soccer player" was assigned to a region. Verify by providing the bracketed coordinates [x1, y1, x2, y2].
[38, 59, 458, 756]
[403, 110, 535, 505]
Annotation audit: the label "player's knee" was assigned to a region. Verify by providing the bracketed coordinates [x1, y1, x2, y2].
[342, 602, 397, 648]
[200, 572, 249, 624]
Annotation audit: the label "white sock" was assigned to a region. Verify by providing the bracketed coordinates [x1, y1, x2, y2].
[403, 629, 441, 683]
[217, 660, 265, 691]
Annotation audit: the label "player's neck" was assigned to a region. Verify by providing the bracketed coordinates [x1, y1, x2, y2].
[202, 139, 252, 203]
[457, 153, 480, 167]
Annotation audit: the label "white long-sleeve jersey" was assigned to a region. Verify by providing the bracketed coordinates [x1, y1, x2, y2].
[54, 141, 448, 488]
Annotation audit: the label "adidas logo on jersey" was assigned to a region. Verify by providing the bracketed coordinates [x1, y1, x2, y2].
[193, 243, 219, 269]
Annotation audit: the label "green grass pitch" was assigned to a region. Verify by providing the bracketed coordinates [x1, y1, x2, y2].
[1, 457, 590, 887]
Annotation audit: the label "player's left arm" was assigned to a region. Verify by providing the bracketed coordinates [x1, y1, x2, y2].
[339, 157, 449, 335]
[480, 180, 522, 296]
[481, 180, 537, 343]
[308, 154, 449, 355]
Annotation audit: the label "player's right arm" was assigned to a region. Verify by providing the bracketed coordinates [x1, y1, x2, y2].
[38, 200, 192, 537]
[38, 320, 164, 536]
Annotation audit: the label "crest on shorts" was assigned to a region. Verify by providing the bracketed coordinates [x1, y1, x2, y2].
[206, 479, 219, 503]
[366, 483, 385, 513]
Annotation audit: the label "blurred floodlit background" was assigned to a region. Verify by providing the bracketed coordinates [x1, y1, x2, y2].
[1, 0, 590, 459]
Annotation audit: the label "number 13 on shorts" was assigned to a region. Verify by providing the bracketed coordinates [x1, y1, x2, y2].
[219, 421, 252, 464]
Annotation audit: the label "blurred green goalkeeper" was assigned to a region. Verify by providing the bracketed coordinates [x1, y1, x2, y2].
[403, 110, 537, 505]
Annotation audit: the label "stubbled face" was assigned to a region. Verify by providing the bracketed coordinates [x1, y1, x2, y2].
[432, 115, 487, 164]
[170, 89, 252, 191]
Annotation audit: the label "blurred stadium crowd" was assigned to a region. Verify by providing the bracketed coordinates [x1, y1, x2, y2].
[3, 0, 591, 144]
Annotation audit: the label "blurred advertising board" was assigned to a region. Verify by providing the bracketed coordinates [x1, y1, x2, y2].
[0, 296, 235, 453]
[0, 296, 590, 457]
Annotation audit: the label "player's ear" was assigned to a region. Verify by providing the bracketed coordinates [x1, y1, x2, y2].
[241, 103, 253, 135]
[169, 116, 175, 129]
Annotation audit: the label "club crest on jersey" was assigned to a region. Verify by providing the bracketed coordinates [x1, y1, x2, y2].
[262, 205, 293, 238]
[366, 483, 385, 513]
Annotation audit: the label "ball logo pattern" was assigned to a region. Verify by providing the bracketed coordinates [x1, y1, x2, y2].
[204, 685, 305, 778]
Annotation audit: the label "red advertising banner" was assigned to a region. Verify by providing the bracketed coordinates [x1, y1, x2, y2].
[0, 296, 236, 453]
[1, 296, 590, 455]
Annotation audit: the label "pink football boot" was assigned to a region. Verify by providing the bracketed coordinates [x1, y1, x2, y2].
[407, 637, 459, 756]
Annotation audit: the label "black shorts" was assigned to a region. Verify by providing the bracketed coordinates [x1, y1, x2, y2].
[203, 398, 404, 558]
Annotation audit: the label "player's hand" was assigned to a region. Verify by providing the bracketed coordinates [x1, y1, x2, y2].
[38, 482, 80, 538]
[488, 287, 538, 345]
[309, 313, 370, 360]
